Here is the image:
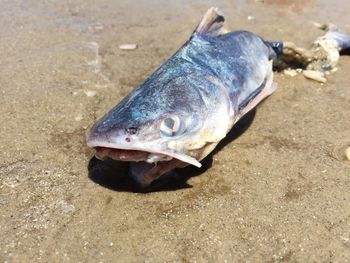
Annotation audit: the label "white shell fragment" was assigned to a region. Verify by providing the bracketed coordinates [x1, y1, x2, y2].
[118, 44, 138, 50]
[284, 69, 298, 77]
[345, 147, 350, 161]
[302, 70, 327, 83]
[84, 90, 97, 97]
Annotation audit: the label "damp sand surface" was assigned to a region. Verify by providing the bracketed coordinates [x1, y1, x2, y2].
[1, 0, 350, 261]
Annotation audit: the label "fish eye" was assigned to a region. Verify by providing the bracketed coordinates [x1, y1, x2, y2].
[160, 115, 181, 137]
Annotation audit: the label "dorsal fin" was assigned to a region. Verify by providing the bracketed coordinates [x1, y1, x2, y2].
[195, 7, 228, 36]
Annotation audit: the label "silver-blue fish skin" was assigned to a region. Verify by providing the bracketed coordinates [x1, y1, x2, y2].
[88, 31, 273, 143]
[87, 23, 277, 188]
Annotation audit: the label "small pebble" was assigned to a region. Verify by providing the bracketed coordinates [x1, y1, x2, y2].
[321, 63, 333, 71]
[247, 16, 255, 20]
[312, 21, 323, 29]
[84, 90, 97, 97]
[345, 147, 350, 161]
[284, 69, 298, 77]
[93, 25, 104, 31]
[118, 44, 137, 50]
[75, 114, 83, 121]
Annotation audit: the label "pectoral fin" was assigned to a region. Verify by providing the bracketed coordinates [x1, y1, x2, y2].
[237, 73, 276, 121]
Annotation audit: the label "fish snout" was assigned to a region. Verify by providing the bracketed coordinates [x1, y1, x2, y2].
[86, 124, 135, 148]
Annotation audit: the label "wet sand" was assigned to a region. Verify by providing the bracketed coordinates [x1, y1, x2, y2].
[1, 0, 350, 261]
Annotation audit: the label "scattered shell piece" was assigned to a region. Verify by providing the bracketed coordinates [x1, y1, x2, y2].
[84, 90, 97, 97]
[345, 147, 350, 161]
[118, 44, 137, 50]
[247, 16, 255, 20]
[296, 68, 303, 73]
[303, 70, 327, 83]
[312, 21, 324, 29]
[284, 69, 298, 77]
[93, 24, 104, 31]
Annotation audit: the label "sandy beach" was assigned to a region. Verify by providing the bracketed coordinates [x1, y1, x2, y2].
[1, 0, 350, 261]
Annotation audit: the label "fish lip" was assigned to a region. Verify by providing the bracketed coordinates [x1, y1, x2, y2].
[86, 140, 202, 168]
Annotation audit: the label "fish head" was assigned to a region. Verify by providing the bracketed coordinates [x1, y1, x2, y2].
[86, 82, 218, 187]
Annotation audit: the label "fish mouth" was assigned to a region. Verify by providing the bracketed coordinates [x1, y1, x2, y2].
[87, 141, 201, 187]
[87, 140, 202, 168]
[94, 147, 155, 162]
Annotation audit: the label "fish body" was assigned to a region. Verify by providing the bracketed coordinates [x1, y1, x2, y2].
[87, 8, 278, 187]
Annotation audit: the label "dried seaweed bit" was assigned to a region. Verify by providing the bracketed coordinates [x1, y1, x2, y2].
[118, 44, 138, 50]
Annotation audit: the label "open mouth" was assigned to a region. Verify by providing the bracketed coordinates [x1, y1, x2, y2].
[93, 146, 189, 170]
[94, 147, 157, 162]
[87, 139, 202, 168]
[93, 146, 190, 187]
[87, 139, 202, 187]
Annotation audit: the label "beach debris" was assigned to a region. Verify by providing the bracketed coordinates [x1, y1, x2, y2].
[75, 114, 83, 121]
[345, 147, 350, 161]
[118, 44, 138, 50]
[93, 24, 104, 32]
[283, 68, 298, 77]
[84, 90, 97, 97]
[277, 25, 350, 82]
[302, 70, 327, 83]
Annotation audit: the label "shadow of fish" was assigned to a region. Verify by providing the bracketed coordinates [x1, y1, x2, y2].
[87, 7, 283, 188]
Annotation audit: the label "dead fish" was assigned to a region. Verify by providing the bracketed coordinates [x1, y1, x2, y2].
[86, 8, 282, 188]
